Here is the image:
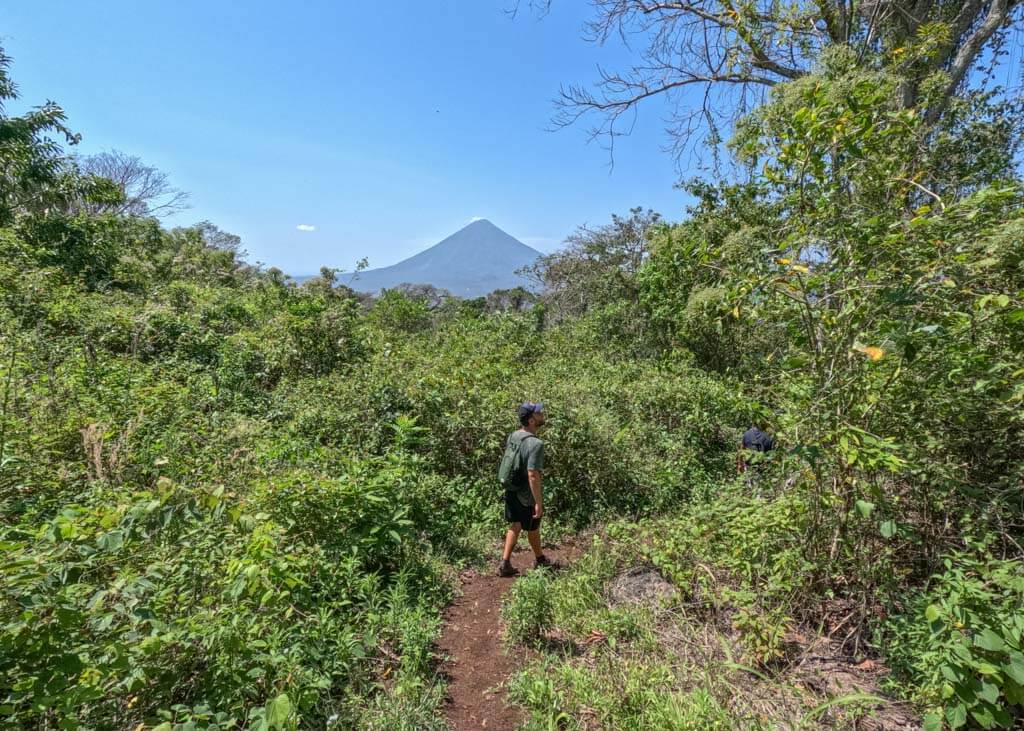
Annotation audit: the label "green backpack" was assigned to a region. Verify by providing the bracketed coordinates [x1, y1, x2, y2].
[498, 431, 536, 491]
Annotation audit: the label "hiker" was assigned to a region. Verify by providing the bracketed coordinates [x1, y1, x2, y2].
[497, 401, 553, 577]
[737, 424, 775, 483]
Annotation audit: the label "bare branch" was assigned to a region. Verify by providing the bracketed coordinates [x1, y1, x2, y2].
[942, 0, 1012, 101]
[77, 149, 190, 218]
[524, 0, 1024, 163]
[896, 176, 946, 211]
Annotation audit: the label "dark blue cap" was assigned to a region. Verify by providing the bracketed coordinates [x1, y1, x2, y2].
[517, 401, 544, 421]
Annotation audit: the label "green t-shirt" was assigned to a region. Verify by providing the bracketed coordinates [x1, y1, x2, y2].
[508, 430, 544, 507]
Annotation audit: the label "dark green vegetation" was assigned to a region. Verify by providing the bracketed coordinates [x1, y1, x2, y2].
[2, 3, 1024, 726]
[0, 46, 740, 729]
[506, 30, 1024, 728]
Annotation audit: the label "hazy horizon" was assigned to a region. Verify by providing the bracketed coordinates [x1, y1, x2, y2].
[289, 216, 545, 278]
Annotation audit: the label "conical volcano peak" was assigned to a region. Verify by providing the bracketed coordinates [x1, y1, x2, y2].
[431, 219, 531, 255]
[345, 219, 542, 298]
[448, 218, 503, 238]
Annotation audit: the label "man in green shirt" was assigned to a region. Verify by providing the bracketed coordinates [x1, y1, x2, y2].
[498, 401, 553, 577]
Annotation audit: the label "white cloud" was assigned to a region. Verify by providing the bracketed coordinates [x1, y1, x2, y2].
[296, 224, 316, 232]
[470, 216, 484, 222]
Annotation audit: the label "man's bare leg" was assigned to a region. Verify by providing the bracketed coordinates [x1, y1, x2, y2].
[502, 523, 522, 561]
[526, 529, 543, 557]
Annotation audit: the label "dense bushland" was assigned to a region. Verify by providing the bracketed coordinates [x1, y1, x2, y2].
[0, 45, 744, 726]
[2, 12, 1023, 729]
[0, 224, 742, 727]
[504, 37, 1022, 731]
[627, 52, 1023, 728]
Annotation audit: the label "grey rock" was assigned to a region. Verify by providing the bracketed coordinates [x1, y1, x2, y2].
[608, 565, 677, 608]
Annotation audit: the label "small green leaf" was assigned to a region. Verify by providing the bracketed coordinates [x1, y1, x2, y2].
[946, 703, 967, 728]
[880, 520, 897, 539]
[922, 712, 942, 731]
[954, 681, 975, 705]
[1003, 652, 1024, 683]
[97, 530, 124, 553]
[1004, 677, 1024, 705]
[978, 681, 999, 704]
[266, 693, 293, 729]
[991, 706, 1013, 727]
[941, 664, 963, 683]
[974, 629, 1005, 652]
[970, 703, 996, 729]
[925, 604, 941, 622]
[855, 500, 875, 518]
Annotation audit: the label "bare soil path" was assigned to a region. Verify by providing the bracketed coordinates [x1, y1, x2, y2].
[438, 539, 582, 730]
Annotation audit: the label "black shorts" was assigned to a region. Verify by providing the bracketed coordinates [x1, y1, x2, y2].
[504, 491, 541, 531]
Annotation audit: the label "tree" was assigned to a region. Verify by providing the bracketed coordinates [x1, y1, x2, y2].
[640, 53, 1024, 588]
[638, 184, 785, 372]
[369, 289, 434, 333]
[484, 286, 537, 313]
[76, 149, 189, 217]
[193, 220, 242, 253]
[391, 283, 454, 310]
[524, 207, 660, 321]
[0, 46, 80, 225]
[520, 1, 1023, 161]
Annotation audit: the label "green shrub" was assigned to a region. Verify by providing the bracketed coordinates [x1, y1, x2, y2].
[0, 482, 354, 727]
[368, 290, 433, 333]
[252, 461, 416, 573]
[633, 485, 813, 605]
[620, 486, 816, 666]
[267, 296, 365, 378]
[881, 553, 1024, 730]
[503, 570, 555, 644]
[217, 331, 281, 406]
[508, 657, 736, 730]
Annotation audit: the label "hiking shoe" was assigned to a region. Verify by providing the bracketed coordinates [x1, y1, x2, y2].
[534, 554, 558, 569]
[497, 560, 517, 577]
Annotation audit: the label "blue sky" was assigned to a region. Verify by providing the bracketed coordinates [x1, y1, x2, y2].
[3, 2, 696, 274]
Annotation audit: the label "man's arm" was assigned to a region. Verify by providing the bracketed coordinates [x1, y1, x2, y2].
[528, 469, 543, 518]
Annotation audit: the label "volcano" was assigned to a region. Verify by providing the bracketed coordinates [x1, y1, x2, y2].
[342, 219, 542, 298]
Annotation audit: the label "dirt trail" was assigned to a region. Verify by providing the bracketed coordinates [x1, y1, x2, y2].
[438, 540, 581, 730]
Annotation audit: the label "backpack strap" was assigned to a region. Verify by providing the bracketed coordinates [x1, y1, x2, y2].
[518, 432, 539, 469]
[517, 431, 539, 448]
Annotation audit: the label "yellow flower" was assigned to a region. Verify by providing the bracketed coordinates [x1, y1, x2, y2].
[854, 344, 885, 361]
